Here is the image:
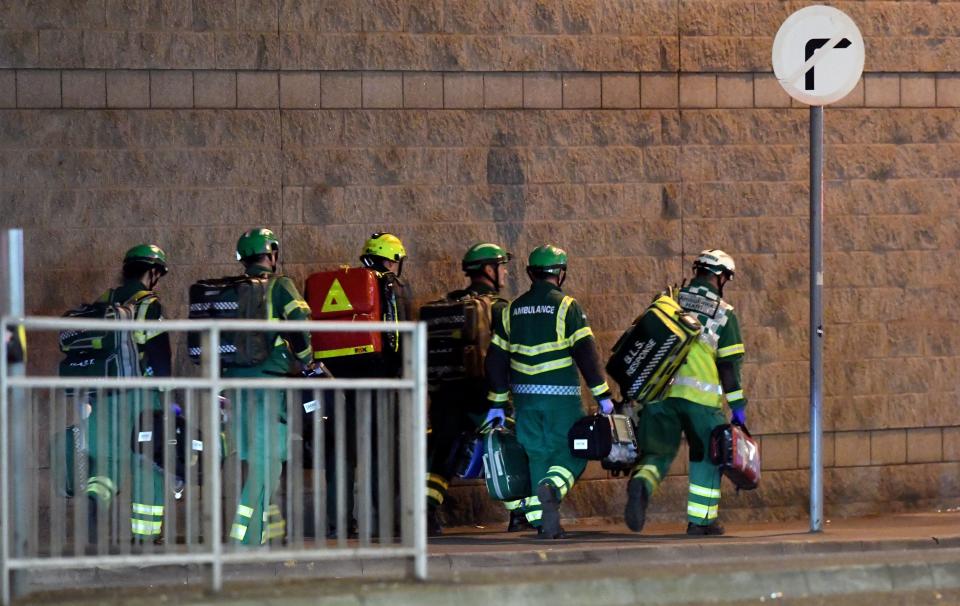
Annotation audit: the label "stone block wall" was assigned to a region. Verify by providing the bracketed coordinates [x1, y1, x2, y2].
[2, 0, 960, 525]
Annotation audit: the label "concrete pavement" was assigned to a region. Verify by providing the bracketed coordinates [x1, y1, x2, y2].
[20, 511, 960, 605]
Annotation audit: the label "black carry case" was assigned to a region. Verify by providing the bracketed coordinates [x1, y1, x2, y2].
[569, 412, 638, 457]
[569, 413, 639, 478]
[568, 414, 614, 460]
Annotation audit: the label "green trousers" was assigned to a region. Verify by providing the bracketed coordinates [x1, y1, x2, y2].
[85, 390, 166, 540]
[513, 396, 586, 528]
[227, 387, 288, 545]
[632, 397, 726, 526]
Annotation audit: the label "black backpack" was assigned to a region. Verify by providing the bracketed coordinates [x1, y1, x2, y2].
[419, 294, 498, 386]
[59, 290, 155, 377]
[187, 276, 276, 367]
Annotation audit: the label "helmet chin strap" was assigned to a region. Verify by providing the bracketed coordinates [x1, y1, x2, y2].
[717, 274, 730, 297]
[557, 269, 567, 288]
[486, 264, 501, 292]
[146, 268, 161, 290]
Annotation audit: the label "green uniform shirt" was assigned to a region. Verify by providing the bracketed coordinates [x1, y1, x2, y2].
[667, 278, 746, 409]
[223, 265, 313, 377]
[487, 280, 610, 402]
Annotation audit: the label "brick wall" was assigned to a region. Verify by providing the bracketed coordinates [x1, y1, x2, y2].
[2, 0, 960, 523]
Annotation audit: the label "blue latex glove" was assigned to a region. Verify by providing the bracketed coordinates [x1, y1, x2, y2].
[731, 408, 746, 426]
[599, 398, 615, 415]
[484, 407, 506, 427]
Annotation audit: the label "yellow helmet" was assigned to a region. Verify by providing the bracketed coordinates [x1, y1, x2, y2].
[361, 232, 406, 263]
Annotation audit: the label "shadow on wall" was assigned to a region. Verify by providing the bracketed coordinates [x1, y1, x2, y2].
[487, 133, 526, 295]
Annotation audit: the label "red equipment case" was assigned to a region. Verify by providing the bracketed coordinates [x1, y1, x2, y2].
[710, 423, 761, 490]
[305, 267, 382, 360]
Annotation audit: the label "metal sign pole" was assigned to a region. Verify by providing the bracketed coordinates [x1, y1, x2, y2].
[809, 107, 824, 533]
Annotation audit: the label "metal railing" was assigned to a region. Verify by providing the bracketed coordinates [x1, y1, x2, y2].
[0, 317, 428, 605]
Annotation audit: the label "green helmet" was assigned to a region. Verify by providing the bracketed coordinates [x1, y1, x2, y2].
[462, 242, 512, 272]
[123, 244, 168, 275]
[236, 228, 279, 262]
[527, 244, 567, 275]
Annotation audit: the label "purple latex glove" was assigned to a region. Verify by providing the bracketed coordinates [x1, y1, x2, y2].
[484, 407, 506, 427]
[599, 398, 615, 415]
[731, 408, 746, 426]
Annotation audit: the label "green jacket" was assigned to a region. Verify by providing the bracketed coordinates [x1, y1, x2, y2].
[667, 277, 746, 410]
[486, 280, 610, 404]
[222, 265, 313, 377]
[99, 279, 171, 377]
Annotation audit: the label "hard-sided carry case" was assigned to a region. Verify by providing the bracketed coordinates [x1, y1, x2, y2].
[483, 422, 530, 501]
[305, 267, 383, 360]
[419, 295, 496, 386]
[606, 294, 701, 403]
[568, 413, 639, 471]
[710, 423, 761, 490]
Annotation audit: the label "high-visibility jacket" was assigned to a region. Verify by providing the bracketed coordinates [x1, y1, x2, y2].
[667, 278, 746, 410]
[98, 279, 171, 377]
[486, 280, 610, 403]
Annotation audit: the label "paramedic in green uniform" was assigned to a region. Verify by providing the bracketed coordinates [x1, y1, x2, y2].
[425, 242, 530, 535]
[87, 245, 172, 542]
[485, 245, 613, 539]
[625, 249, 747, 536]
[226, 228, 313, 545]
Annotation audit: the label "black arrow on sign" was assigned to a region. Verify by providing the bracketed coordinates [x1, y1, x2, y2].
[804, 38, 852, 90]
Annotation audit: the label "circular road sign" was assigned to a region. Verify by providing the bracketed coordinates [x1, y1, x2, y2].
[772, 5, 865, 106]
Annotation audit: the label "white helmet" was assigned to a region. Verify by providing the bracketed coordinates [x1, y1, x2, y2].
[693, 249, 735, 279]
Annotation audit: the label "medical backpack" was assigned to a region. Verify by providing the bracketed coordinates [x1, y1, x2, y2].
[710, 423, 761, 490]
[58, 290, 154, 377]
[187, 276, 275, 367]
[606, 292, 702, 403]
[483, 421, 530, 501]
[305, 267, 383, 361]
[419, 294, 497, 386]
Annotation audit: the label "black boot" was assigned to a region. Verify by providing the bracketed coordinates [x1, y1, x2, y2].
[86, 495, 100, 545]
[536, 484, 565, 539]
[327, 518, 359, 540]
[427, 506, 444, 537]
[686, 521, 725, 536]
[506, 509, 532, 533]
[624, 478, 649, 533]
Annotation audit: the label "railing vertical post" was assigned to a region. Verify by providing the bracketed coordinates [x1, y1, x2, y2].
[208, 327, 223, 592]
[412, 324, 427, 581]
[1, 318, 10, 606]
